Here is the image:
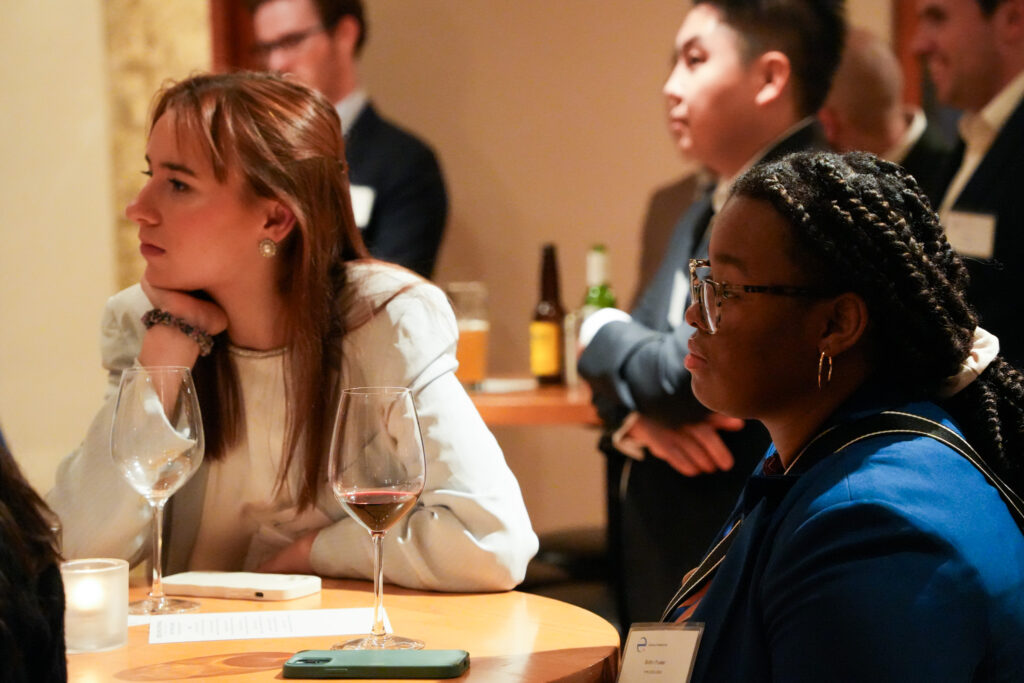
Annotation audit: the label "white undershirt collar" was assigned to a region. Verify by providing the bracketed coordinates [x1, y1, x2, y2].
[884, 107, 926, 165]
[335, 88, 369, 136]
[711, 116, 817, 213]
[939, 69, 1024, 216]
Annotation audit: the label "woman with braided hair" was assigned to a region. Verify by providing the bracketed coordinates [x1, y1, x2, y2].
[667, 150, 1024, 681]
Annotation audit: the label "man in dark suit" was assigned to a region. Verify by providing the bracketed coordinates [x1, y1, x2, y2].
[249, 0, 448, 278]
[914, 0, 1024, 367]
[917, 0, 1024, 368]
[577, 0, 845, 626]
[819, 27, 953, 205]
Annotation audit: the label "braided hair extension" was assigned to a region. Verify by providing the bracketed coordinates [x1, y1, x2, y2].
[731, 150, 1024, 493]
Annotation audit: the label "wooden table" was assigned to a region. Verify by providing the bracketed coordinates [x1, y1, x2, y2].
[68, 580, 619, 682]
[469, 381, 599, 427]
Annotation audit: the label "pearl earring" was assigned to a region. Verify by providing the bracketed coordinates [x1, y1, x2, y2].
[259, 238, 278, 258]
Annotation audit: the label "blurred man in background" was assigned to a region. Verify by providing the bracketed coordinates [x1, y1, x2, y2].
[914, 0, 1024, 366]
[819, 26, 952, 203]
[248, 0, 448, 278]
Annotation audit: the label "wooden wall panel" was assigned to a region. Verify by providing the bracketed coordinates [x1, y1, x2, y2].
[894, 1, 923, 105]
[211, 0, 257, 72]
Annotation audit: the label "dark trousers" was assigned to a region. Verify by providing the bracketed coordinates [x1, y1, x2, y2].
[605, 421, 769, 627]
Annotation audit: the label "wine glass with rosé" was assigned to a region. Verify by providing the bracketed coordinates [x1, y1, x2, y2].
[328, 386, 426, 649]
[110, 366, 204, 615]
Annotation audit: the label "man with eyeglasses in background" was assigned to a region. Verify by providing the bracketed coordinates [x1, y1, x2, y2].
[247, 0, 448, 278]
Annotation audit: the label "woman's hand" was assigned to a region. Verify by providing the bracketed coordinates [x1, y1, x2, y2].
[138, 278, 229, 368]
[256, 530, 318, 575]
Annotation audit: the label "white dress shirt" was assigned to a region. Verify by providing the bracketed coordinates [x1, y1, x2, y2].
[939, 70, 1024, 220]
[885, 107, 927, 165]
[335, 88, 369, 136]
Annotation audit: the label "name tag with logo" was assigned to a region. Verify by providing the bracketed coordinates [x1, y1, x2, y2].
[349, 184, 376, 229]
[618, 622, 703, 682]
[943, 210, 996, 259]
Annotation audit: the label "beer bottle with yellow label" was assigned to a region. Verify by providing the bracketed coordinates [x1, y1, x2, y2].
[530, 243, 566, 385]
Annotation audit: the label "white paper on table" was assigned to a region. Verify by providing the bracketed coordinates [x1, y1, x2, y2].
[477, 377, 538, 393]
[147, 607, 390, 644]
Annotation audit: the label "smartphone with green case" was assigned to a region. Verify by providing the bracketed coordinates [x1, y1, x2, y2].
[282, 649, 470, 679]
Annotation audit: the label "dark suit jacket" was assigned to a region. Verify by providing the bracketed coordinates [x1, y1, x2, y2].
[346, 103, 448, 278]
[899, 117, 954, 207]
[577, 121, 826, 625]
[942, 96, 1024, 368]
[631, 171, 709, 303]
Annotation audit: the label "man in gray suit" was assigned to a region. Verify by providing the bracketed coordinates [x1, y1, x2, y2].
[578, 0, 845, 626]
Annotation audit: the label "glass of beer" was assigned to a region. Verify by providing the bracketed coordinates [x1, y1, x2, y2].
[446, 282, 489, 390]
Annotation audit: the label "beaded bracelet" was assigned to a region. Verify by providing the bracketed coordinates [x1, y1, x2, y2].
[141, 309, 215, 357]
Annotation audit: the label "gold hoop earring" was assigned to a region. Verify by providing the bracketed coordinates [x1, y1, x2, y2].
[259, 238, 278, 258]
[818, 351, 833, 390]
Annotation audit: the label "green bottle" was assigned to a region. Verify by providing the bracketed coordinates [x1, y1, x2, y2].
[580, 244, 617, 320]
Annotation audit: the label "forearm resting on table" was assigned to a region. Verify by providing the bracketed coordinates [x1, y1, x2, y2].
[256, 530, 317, 575]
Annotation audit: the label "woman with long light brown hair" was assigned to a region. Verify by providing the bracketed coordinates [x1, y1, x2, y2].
[49, 72, 537, 590]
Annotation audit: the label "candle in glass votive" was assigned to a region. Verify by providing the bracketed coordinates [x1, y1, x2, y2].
[60, 558, 129, 653]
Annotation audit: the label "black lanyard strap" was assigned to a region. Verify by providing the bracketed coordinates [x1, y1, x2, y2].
[791, 410, 1024, 527]
[660, 518, 743, 622]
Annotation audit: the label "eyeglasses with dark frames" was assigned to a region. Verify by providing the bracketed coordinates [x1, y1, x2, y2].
[688, 258, 830, 334]
[251, 25, 328, 59]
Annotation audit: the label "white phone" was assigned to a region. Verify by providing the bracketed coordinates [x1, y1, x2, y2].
[161, 571, 322, 600]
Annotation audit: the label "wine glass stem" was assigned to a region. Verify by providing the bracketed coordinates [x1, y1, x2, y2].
[371, 531, 385, 639]
[148, 498, 169, 601]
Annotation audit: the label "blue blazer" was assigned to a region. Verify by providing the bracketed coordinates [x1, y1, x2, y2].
[346, 103, 448, 278]
[685, 395, 1024, 682]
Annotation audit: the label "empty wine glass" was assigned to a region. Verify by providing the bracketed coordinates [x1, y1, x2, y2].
[110, 366, 204, 615]
[328, 386, 426, 650]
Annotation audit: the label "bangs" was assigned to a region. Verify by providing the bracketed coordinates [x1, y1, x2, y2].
[151, 84, 238, 183]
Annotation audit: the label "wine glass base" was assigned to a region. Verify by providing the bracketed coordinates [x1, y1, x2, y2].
[332, 634, 425, 650]
[128, 596, 201, 615]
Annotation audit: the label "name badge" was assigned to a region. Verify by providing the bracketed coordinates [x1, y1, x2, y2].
[349, 184, 376, 229]
[618, 622, 703, 682]
[943, 210, 996, 259]
[667, 269, 688, 329]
